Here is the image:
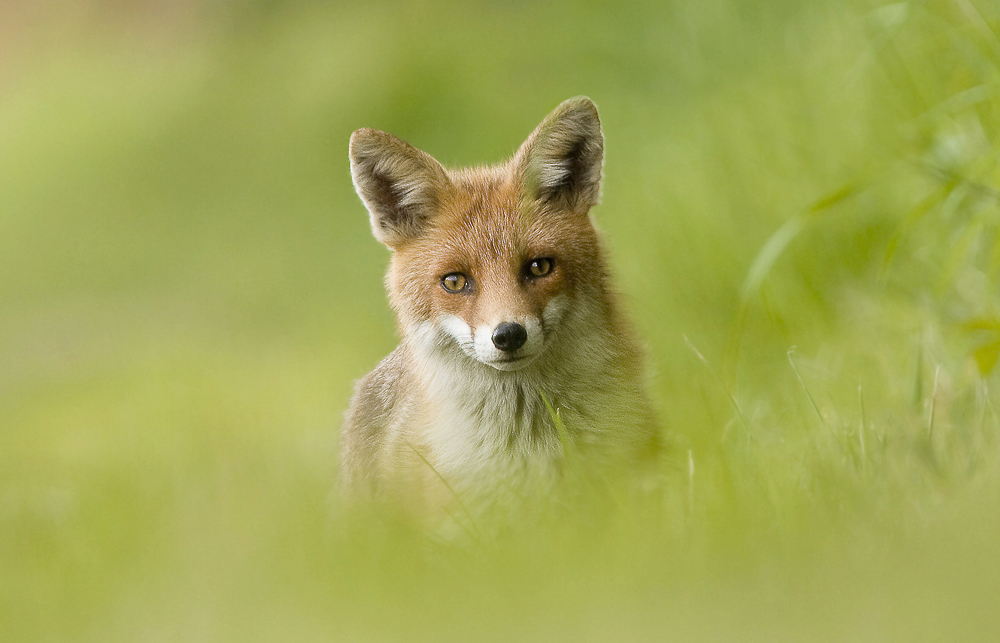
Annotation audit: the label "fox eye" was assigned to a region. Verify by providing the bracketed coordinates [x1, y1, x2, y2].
[526, 258, 554, 278]
[441, 273, 469, 293]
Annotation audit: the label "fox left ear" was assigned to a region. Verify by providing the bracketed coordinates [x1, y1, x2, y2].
[349, 128, 450, 249]
[514, 96, 604, 212]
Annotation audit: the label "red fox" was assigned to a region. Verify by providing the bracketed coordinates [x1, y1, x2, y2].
[341, 97, 657, 515]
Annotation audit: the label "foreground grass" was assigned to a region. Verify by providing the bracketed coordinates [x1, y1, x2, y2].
[2, 0, 1000, 640]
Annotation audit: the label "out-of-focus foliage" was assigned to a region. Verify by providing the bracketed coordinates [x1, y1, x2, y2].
[2, 0, 1000, 641]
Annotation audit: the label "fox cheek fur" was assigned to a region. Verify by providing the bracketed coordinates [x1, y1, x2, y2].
[342, 97, 657, 509]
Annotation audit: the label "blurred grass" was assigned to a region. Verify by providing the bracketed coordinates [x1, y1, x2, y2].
[2, 0, 1000, 640]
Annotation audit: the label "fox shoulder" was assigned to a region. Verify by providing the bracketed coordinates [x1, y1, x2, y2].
[340, 347, 411, 495]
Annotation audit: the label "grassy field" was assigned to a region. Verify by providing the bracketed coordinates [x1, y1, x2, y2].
[3, 0, 1000, 640]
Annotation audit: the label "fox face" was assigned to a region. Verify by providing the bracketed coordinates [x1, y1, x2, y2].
[350, 97, 607, 373]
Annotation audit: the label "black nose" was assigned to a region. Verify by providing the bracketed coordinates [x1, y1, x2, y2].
[492, 322, 527, 353]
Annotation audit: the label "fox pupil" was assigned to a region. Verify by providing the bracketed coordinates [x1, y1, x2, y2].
[527, 258, 553, 278]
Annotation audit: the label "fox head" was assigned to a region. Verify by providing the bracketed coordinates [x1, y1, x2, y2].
[349, 97, 610, 372]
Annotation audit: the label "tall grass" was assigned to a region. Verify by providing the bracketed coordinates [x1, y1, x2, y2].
[2, 0, 1000, 640]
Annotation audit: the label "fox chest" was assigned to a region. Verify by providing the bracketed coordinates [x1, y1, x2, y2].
[411, 384, 572, 490]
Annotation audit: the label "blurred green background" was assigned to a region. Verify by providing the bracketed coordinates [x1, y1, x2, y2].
[3, 0, 1000, 640]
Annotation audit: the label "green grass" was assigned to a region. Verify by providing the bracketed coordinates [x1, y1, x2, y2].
[2, 0, 1000, 640]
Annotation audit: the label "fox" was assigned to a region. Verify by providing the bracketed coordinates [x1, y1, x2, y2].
[341, 97, 658, 517]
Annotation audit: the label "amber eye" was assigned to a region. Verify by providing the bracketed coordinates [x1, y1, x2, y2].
[441, 273, 469, 293]
[527, 258, 554, 278]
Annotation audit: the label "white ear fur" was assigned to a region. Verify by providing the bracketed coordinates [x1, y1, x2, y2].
[349, 128, 450, 248]
[514, 96, 604, 211]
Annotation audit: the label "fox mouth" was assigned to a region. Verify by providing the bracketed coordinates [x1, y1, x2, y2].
[485, 353, 538, 371]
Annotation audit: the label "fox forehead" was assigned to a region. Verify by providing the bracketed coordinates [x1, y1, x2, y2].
[435, 204, 551, 280]
[415, 168, 595, 267]
[432, 170, 527, 266]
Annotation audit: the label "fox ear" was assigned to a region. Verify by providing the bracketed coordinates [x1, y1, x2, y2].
[349, 128, 450, 248]
[515, 96, 604, 212]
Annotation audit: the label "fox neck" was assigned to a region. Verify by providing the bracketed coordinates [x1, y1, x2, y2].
[405, 296, 615, 482]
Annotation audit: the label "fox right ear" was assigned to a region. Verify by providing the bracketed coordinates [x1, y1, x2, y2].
[349, 128, 450, 248]
[514, 96, 604, 213]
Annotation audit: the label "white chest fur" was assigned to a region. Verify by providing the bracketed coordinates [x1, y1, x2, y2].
[417, 350, 566, 485]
